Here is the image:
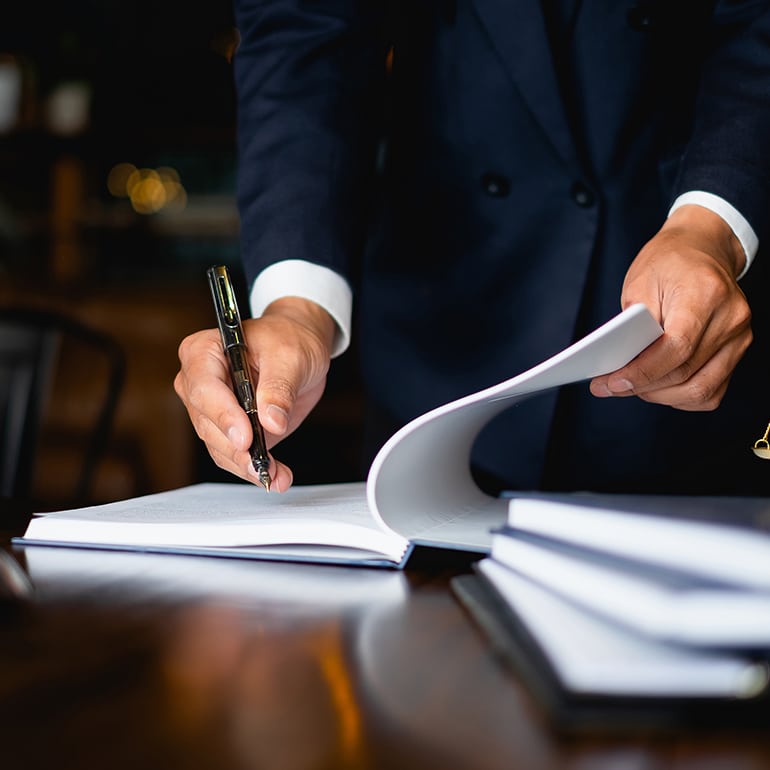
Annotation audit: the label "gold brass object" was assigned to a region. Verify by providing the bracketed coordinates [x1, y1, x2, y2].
[753, 422, 770, 460]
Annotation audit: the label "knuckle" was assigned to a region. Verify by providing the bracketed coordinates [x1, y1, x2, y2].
[736, 300, 752, 328]
[683, 378, 720, 411]
[185, 377, 209, 410]
[703, 272, 729, 301]
[665, 331, 696, 364]
[682, 269, 730, 306]
[192, 412, 217, 443]
[177, 332, 199, 363]
[740, 327, 754, 354]
[669, 360, 694, 387]
[178, 329, 221, 365]
[173, 370, 185, 400]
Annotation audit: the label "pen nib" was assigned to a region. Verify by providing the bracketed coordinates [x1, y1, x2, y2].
[260, 471, 271, 493]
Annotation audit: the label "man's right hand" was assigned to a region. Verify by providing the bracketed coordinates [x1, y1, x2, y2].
[174, 297, 337, 492]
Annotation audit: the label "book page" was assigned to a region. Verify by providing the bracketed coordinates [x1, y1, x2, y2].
[367, 304, 663, 550]
[24, 482, 409, 564]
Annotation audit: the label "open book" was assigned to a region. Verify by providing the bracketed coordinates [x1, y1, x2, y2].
[15, 304, 662, 568]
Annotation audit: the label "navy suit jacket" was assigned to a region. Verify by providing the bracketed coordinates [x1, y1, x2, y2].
[234, 0, 770, 494]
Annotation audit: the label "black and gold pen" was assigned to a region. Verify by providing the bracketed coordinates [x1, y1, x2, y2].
[207, 265, 272, 491]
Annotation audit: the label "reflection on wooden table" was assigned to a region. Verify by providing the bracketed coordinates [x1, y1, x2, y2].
[1, 524, 770, 770]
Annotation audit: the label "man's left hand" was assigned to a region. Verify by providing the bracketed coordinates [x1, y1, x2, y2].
[590, 204, 752, 411]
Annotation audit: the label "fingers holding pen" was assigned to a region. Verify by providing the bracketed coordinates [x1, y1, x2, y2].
[175, 301, 335, 492]
[175, 328, 264, 484]
[194, 402, 291, 492]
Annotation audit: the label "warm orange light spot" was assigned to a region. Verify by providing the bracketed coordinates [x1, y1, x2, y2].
[317, 628, 366, 766]
[130, 175, 167, 214]
[107, 163, 188, 214]
[106, 162, 137, 197]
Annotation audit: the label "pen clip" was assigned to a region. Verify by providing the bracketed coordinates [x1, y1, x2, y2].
[207, 265, 244, 347]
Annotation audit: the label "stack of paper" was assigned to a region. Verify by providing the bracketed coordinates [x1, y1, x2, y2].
[469, 494, 770, 704]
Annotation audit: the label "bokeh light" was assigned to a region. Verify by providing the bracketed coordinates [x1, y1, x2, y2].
[106, 162, 188, 214]
[106, 162, 137, 197]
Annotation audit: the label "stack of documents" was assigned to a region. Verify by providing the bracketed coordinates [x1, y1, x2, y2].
[453, 493, 770, 729]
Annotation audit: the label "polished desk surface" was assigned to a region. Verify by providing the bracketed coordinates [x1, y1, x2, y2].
[2, 502, 770, 770]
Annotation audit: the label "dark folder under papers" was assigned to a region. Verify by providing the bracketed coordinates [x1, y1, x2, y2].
[451, 567, 770, 734]
[451, 491, 770, 733]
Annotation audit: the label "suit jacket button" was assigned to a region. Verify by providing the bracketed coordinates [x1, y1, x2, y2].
[481, 172, 510, 197]
[571, 181, 595, 207]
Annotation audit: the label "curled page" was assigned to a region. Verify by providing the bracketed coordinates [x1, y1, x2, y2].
[367, 304, 663, 551]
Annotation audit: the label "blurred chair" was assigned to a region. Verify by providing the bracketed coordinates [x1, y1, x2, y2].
[0, 307, 125, 505]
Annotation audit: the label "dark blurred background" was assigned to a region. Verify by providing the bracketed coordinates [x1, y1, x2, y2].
[0, 1, 365, 507]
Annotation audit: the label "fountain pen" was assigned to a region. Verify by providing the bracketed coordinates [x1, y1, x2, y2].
[207, 265, 272, 491]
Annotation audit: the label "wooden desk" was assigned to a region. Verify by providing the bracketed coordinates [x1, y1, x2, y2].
[2, 507, 770, 770]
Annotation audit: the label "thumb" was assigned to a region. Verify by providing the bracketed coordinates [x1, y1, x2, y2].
[254, 371, 294, 438]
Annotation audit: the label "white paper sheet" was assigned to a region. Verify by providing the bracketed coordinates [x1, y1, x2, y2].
[370, 303, 662, 549]
[478, 559, 769, 698]
[491, 533, 770, 647]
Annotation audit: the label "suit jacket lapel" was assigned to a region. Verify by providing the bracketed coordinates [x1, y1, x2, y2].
[471, 0, 579, 170]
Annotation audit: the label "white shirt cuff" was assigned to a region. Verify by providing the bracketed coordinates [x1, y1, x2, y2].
[249, 259, 353, 358]
[668, 191, 758, 280]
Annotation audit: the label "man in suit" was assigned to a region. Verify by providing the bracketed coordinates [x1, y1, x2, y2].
[175, 1, 770, 495]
